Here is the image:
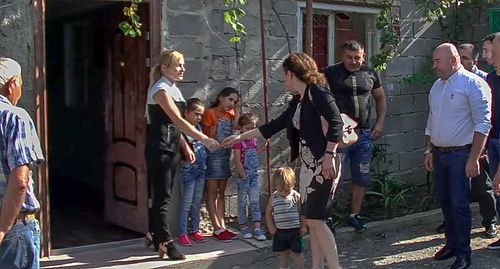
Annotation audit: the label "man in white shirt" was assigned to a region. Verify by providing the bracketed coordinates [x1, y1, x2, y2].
[424, 43, 492, 269]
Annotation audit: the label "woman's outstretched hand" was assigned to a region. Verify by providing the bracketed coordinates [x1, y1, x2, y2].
[222, 134, 242, 148]
[202, 137, 220, 152]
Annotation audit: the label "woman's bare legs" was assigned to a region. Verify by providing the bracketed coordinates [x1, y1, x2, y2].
[307, 219, 340, 269]
[206, 179, 222, 229]
[307, 219, 324, 269]
[216, 180, 228, 228]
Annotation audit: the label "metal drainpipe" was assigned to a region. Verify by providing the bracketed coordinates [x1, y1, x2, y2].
[258, 0, 272, 196]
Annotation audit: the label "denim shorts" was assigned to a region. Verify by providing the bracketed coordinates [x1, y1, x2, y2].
[205, 149, 231, 179]
[338, 129, 372, 187]
[0, 219, 40, 269]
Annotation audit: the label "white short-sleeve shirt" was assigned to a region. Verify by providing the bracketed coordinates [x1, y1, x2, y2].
[147, 76, 185, 104]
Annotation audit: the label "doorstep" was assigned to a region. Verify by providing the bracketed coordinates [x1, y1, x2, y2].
[41, 236, 273, 269]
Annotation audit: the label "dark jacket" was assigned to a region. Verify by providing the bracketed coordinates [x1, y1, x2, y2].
[259, 84, 343, 161]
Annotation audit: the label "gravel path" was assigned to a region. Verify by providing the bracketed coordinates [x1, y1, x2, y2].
[239, 211, 500, 269]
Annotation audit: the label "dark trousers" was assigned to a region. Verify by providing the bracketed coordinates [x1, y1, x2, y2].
[470, 158, 497, 226]
[434, 148, 471, 258]
[145, 149, 180, 245]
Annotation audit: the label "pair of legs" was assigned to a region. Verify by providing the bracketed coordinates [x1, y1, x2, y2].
[237, 173, 262, 230]
[178, 167, 205, 236]
[307, 219, 341, 269]
[206, 179, 228, 230]
[278, 250, 304, 269]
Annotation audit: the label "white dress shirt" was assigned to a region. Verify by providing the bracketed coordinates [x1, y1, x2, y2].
[425, 67, 491, 147]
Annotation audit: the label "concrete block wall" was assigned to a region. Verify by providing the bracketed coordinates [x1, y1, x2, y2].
[0, 0, 35, 116]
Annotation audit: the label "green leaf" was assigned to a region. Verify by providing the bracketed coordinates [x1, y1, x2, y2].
[229, 36, 241, 43]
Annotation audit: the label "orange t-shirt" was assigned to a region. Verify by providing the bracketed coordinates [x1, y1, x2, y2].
[201, 108, 236, 139]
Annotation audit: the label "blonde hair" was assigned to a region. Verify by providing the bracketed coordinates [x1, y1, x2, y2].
[149, 50, 184, 86]
[282, 52, 328, 86]
[273, 167, 296, 192]
[0, 58, 22, 90]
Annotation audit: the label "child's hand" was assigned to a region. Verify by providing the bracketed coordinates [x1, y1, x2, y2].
[239, 171, 247, 180]
[300, 224, 308, 237]
[268, 225, 277, 235]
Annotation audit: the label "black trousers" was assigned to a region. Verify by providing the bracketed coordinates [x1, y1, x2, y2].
[470, 158, 497, 226]
[145, 149, 180, 245]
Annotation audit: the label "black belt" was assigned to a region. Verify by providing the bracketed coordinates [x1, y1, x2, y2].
[434, 144, 472, 153]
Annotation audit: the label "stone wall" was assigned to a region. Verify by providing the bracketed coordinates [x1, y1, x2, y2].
[0, 0, 35, 116]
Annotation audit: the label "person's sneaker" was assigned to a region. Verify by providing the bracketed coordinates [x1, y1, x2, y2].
[177, 234, 192, 247]
[348, 214, 367, 232]
[224, 229, 238, 240]
[488, 239, 500, 250]
[212, 230, 233, 242]
[436, 221, 446, 234]
[253, 228, 267, 241]
[485, 224, 497, 239]
[189, 231, 206, 243]
[240, 227, 253, 239]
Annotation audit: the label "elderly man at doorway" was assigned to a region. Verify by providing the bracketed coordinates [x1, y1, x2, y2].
[424, 43, 491, 269]
[323, 40, 386, 232]
[0, 58, 44, 269]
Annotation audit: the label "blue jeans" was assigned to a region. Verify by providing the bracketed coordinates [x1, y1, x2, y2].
[434, 148, 471, 258]
[0, 219, 40, 269]
[178, 165, 205, 235]
[339, 130, 372, 187]
[237, 173, 261, 225]
[488, 137, 500, 215]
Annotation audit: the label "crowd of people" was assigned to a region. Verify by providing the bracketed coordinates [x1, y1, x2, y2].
[0, 31, 499, 269]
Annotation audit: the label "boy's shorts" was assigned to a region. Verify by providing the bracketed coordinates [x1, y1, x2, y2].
[338, 129, 372, 187]
[272, 228, 302, 253]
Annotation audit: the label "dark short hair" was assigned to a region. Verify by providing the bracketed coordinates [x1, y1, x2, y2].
[238, 112, 259, 127]
[341, 40, 365, 52]
[458, 43, 479, 60]
[482, 32, 500, 43]
[185, 97, 204, 112]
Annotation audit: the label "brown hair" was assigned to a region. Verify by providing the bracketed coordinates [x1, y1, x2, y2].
[210, 86, 239, 108]
[282, 53, 328, 86]
[273, 167, 296, 192]
[149, 50, 184, 86]
[238, 112, 259, 127]
[185, 97, 204, 113]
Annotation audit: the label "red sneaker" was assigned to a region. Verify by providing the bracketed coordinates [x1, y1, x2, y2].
[223, 229, 238, 240]
[189, 231, 206, 243]
[212, 230, 233, 242]
[177, 234, 192, 247]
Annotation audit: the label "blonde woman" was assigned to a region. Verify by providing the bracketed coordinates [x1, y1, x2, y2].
[144, 50, 218, 260]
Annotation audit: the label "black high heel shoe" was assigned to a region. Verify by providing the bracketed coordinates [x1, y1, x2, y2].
[144, 232, 153, 248]
[158, 241, 186, 260]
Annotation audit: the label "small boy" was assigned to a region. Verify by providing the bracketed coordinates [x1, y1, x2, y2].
[265, 167, 306, 269]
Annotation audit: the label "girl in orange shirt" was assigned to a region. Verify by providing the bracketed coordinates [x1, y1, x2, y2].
[201, 87, 239, 242]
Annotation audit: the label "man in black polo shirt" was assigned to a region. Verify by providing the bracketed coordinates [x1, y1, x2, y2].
[324, 40, 386, 232]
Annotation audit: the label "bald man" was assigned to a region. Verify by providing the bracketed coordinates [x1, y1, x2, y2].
[424, 43, 492, 269]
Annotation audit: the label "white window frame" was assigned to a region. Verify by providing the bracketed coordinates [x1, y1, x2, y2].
[296, 1, 381, 66]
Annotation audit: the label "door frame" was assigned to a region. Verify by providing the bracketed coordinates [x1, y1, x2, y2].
[32, 0, 161, 256]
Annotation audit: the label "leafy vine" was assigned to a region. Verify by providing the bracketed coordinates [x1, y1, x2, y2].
[222, 0, 247, 44]
[119, 0, 143, 38]
[370, 0, 401, 71]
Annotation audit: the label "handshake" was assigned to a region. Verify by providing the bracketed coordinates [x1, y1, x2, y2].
[202, 134, 242, 151]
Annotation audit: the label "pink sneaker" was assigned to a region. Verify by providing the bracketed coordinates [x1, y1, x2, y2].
[222, 229, 238, 240]
[189, 231, 206, 243]
[177, 234, 192, 247]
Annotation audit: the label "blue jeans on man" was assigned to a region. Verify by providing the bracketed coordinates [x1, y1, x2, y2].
[434, 148, 472, 259]
[487, 137, 500, 215]
[339, 130, 372, 187]
[0, 219, 40, 269]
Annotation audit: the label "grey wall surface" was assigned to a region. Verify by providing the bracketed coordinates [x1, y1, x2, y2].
[0, 0, 35, 116]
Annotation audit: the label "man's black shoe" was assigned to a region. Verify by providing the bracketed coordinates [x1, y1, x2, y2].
[485, 224, 497, 238]
[449, 256, 471, 269]
[436, 221, 446, 234]
[434, 246, 454, 261]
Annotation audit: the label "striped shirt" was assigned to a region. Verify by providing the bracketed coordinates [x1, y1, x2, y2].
[0, 95, 44, 212]
[272, 190, 301, 229]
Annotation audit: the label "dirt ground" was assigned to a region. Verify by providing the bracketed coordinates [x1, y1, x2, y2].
[239, 212, 500, 269]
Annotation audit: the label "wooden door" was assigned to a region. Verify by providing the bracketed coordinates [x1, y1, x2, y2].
[303, 14, 329, 71]
[104, 4, 150, 233]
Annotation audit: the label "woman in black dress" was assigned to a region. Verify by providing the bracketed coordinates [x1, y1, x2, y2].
[222, 52, 343, 268]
